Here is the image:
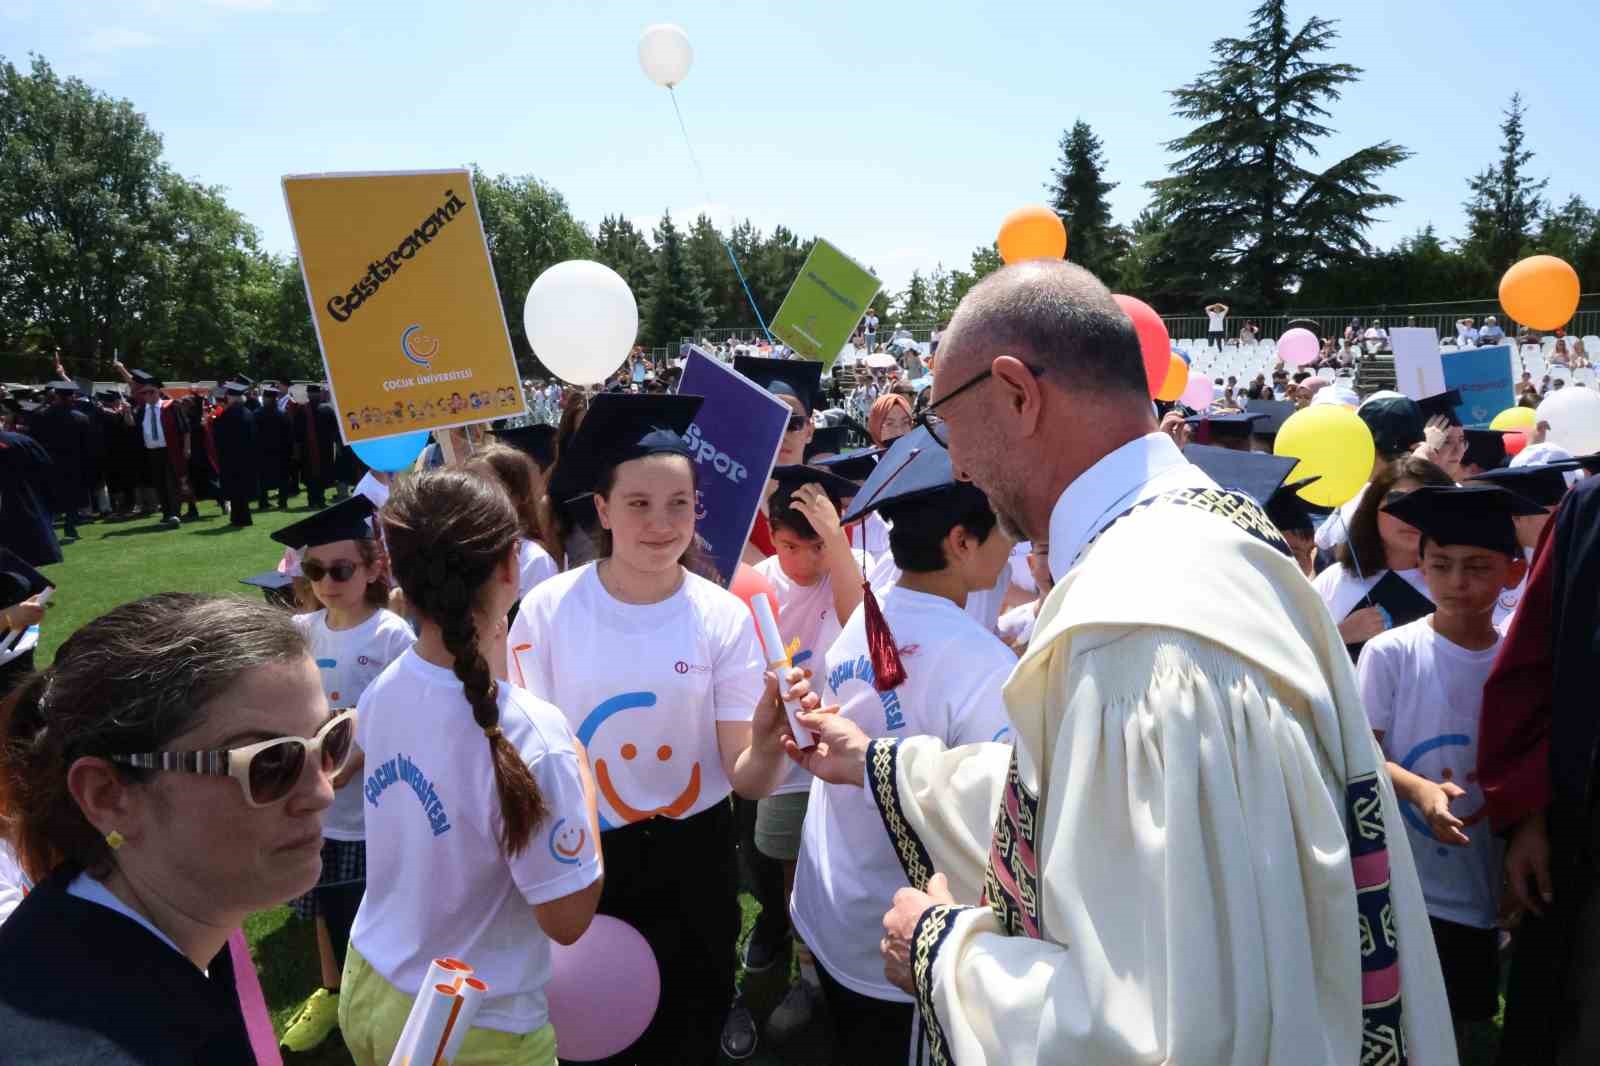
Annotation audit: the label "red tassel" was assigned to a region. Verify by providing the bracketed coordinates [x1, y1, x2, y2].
[861, 581, 906, 692]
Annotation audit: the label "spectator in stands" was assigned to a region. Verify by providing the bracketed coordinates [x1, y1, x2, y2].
[1246, 374, 1267, 401]
[1317, 337, 1336, 365]
[1478, 315, 1506, 345]
[1518, 385, 1541, 408]
[1551, 338, 1571, 368]
[1336, 342, 1356, 369]
[1204, 301, 1229, 349]
[1237, 321, 1258, 346]
[1271, 369, 1290, 400]
[1573, 338, 1591, 369]
[866, 395, 914, 447]
[1363, 320, 1389, 352]
[863, 308, 879, 353]
[1344, 317, 1360, 344]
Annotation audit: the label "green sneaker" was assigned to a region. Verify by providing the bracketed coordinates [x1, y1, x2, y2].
[280, 987, 340, 1053]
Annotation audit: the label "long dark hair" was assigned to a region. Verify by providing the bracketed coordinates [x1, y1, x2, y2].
[1336, 456, 1453, 573]
[464, 445, 562, 563]
[381, 470, 546, 856]
[0, 594, 307, 882]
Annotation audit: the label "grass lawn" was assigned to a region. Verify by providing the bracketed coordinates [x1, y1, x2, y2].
[33, 493, 1503, 1065]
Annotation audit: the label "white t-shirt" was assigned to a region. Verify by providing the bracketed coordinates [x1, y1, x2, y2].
[0, 838, 29, 927]
[1356, 619, 1505, 928]
[1493, 547, 1533, 633]
[996, 601, 1038, 648]
[1207, 309, 1226, 331]
[292, 609, 416, 841]
[1312, 563, 1430, 624]
[351, 650, 599, 1034]
[753, 555, 843, 796]
[516, 538, 560, 601]
[1312, 485, 1367, 553]
[845, 512, 891, 556]
[508, 564, 765, 828]
[355, 472, 389, 509]
[865, 551, 1011, 634]
[791, 586, 1014, 1001]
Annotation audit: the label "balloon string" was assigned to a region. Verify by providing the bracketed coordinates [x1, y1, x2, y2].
[668, 87, 773, 344]
[1338, 509, 1367, 582]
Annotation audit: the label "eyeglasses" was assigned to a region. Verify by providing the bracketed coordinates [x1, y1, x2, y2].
[785, 415, 809, 434]
[301, 559, 359, 583]
[110, 710, 357, 807]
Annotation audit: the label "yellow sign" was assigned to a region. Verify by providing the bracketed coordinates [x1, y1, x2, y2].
[282, 169, 525, 444]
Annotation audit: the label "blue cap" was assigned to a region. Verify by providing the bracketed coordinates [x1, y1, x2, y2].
[547, 392, 703, 503]
[1465, 461, 1580, 508]
[840, 426, 985, 525]
[733, 356, 823, 414]
[810, 445, 883, 483]
[270, 494, 377, 550]
[1382, 483, 1544, 557]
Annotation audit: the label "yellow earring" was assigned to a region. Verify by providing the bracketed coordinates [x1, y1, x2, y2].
[105, 829, 125, 851]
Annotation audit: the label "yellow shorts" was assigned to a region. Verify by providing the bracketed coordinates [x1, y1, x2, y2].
[340, 945, 556, 1066]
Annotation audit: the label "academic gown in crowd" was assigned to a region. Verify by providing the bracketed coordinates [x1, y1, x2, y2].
[26, 402, 90, 520]
[1478, 473, 1600, 1063]
[97, 402, 141, 500]
[75, 396, 105, 507]
[212, 402, 258, 502]
[293, 399, 339, 482]
[0, 866, 255, 1064]
[254, 399, 293, 499]
[0, 430, 60, 566]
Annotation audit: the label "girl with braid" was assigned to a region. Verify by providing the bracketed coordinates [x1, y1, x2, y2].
[339, 469, 603, 1066]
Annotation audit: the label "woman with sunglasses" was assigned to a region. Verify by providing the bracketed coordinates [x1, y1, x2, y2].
[340, 469, 603, 1066]
[0, 592, 345, 1063]
[269, 495, 415, 1055]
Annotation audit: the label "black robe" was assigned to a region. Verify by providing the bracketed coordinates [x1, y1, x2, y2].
[292, 401, 338, 480]
[0, 867, 255, 1064]
[211, 403, 258, 501]
[0, 430, 62, 566]
[25, 404, 90, 516]
[253, 402, 292, 489]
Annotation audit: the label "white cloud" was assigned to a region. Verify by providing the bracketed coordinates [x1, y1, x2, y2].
[82, 27, 161, 53]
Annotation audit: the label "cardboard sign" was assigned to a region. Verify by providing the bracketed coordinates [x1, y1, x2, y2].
[770, 239, 881, 369]
[1443, 345, 1516, 428]
[282, 169, 525, 444]
[1390, 327, 1446, 401]
[676, 350, 790, 585]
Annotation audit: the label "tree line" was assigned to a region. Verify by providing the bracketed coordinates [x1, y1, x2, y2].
[3, 0, 1591, 383]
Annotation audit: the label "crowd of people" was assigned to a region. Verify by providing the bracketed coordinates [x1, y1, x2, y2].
[0, 261, 1596, 1066]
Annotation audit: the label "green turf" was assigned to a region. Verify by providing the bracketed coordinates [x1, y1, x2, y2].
[35, 492, 1503, 1065]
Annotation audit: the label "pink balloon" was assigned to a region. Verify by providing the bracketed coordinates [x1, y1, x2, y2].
[1278, 327, 1320, 367]
[1180, 369, 1214, 410]
[547, 916, 661, 1061]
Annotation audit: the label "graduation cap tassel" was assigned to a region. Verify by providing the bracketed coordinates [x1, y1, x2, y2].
[861, 580, 906, 692]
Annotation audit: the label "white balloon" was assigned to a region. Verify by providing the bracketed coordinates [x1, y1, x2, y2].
[523, 260, 638, 387]
[638, 23, 693, 88]
[1537, 387, 1600, 454]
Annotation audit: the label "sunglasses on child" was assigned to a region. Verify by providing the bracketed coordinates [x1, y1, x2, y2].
[785, 415, 809, 434]
[301, 559, 360, 583]
[109, 710, 357, 807]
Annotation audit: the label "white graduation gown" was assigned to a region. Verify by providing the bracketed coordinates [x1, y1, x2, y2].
[866, 493, 1456, 1066]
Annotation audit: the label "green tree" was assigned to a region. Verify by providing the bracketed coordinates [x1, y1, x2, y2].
[949, 243, 1004, 306]
[473, 167, 594, 365]
[594, 214, 654, 307]
[1537, 194, 1600, 282]
[239, 253, 322, 381]
[685, 214, 741, 326]
[1461, 94, 1548, 275]
[1148, 0, 1410, 307]
[893, 270, 934, 327]
[748, 226, 811, 331]
[641, 211, 710, 348]
[1046, 120, 1126, 285]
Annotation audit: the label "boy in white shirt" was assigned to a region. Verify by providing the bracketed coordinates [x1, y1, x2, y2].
[1356, 484, 1540, 1050]
[791, 427, 1015, 1064]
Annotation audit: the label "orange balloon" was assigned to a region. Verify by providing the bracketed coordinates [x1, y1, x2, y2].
[1155, 353, 1188, 401]
[1499, 255, 1581, 330]
[997, 205, 1067, 264]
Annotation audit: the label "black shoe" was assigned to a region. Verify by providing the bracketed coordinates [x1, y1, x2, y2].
[719, 999, 758, 1061]
[741, 928, 786, 974]
[161, 516, 181, 529]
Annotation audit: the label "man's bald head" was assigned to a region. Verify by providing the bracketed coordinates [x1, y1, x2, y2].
[939, 260, 1149, 400]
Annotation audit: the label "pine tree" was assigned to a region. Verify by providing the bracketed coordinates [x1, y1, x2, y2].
[641, 211, 710, 348]
[594, 215, 653, 308]
[685, 214, 741, 326]
[1045, 120, 1125, 285]
[1462, 93, 1548, 274]
[895, 270, 933, 327]
[1148, 0, 1409, 306]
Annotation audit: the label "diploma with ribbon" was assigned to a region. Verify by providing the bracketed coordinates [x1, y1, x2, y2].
[388, 957, 489, 1066]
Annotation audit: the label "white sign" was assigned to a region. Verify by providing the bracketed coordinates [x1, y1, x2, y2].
[1390, 328, 1446, 400]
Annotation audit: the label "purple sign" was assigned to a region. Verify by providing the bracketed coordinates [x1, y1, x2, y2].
[676, 350, 789, 585]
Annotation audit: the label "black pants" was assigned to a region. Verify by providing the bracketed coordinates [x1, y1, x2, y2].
[736, 795, 788, 950]
[305, 469, 328, 508]
[319, 881, 362, 973]
[815, 958, 914, 1066]
[1208, 330, 1224, 350]
[583, 801, 739, 1066]
[227, 490, 253, 526]
[145, 448, 178, 520]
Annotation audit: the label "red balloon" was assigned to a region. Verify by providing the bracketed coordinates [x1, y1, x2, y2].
[1503, 430, 1528, 457]
[1112, 294, 1172, 397]
[729, 563, 774, 612]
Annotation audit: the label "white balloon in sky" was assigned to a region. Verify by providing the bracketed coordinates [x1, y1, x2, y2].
[1537, 386, 1600, 454]
[523, 260, 638, 387]
[638, 23, 693, 88]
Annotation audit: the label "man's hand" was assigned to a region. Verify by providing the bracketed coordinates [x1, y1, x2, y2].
[1338, 605, 1388, 645]
[1505, 810, 1553, 918]
[1415, 778, 1470, 846]
[784, 707, 870, 786]
[882, 873, 956, 995]
[756, 666, 820, 756]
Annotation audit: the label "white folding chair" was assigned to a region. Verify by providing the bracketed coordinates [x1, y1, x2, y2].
[1575, 367, 1596, 387]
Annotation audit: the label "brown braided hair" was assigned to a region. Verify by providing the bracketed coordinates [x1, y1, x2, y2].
[381, 469, 546, 855]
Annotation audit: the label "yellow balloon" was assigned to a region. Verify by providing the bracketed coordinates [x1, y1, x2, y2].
[1489, 405, 1537, 432]
[997, 205, 1068, 264]
[1155, 353, 1188, 401]
[1273, 405, 1375, 509]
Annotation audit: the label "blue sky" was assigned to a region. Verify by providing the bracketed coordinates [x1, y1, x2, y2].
[3, 0, 1593, 298]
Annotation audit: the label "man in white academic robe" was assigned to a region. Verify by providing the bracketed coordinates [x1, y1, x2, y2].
[792, 261, 1455, 1065]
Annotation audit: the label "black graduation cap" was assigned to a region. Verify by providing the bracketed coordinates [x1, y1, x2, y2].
[1382, 483, 1544, 558]
[0, 547, 53, 611]
[1359, 394, 1426, 455]
[1266, 478, 1323, 534]
[129, 369, 163, 388]
[1416, 388, 1464, 427]
[840, 426, 982, 525]
[1343, 571, 1436, 660]
[811, 445, 883, 483]
[805, 425, 849, 460]
[1461, 429, 1511, 472]
[223, 382, 248, 397]
[270, 495, 377, 550]
[769, 464, 863, 512]
[262, 383, 282, 396]
[547, 393, 703, 503]
[306, 383, 326, 395]
[239, 568, 295, 593]
[1185, 411, 1267, 443]
[1465, 462, 1579, 509]
[95, 389, 123, 403]
[491, 423, 558, 471]
[1245, 399, 1297, 436]
[733, 356, 823, 414]
[45, 380, 79, 395]
[1181, 445, 1305, 507]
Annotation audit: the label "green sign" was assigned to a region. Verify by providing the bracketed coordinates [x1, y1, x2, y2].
[770, 238, 881, 368]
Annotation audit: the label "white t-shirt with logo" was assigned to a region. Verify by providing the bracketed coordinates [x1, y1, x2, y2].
[864, 551, 1011, 634]
[1356, 618, 1504, 928]
[350, 650, 599, 1034]
[292, 608, 415, 841]
[516, 538, 560, 601]
[791, 586, 1014, 1001]
[1207, 309, 1226, 331]
[753, 555, 843, 796]
[1493, 547, 1533, 633]
[507, 563, 765, 828]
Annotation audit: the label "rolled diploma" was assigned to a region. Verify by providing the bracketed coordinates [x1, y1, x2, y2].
[390, 958, 472, 1066]
[750, 593, 812, 744]
[396, 984, 458, 1066]
[437, 976, 488, 1063]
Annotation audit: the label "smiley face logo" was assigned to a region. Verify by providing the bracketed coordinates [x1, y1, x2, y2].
[1400, 733, 1486, 854]
[400, 324, 439, 369]
[577, 692, 701, 830]
[547, 817, 586, 866]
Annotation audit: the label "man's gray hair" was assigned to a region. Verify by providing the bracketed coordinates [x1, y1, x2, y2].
[947, 260, 1149, 397]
